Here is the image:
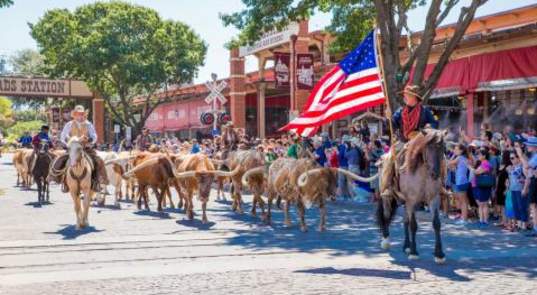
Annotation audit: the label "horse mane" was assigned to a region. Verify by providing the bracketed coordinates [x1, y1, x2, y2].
[404, 132, 437, 173]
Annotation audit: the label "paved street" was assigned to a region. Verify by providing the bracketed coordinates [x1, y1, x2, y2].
[0, 154, 536, 295]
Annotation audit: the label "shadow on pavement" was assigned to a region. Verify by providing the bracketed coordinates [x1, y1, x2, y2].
[176, 219, 216, 230]
[133, 210, 172, 219]
[295, 266, 411, 280]
[221, 200, 537, 282]
[93, 204, 122, 211]
[24, 201, 44, 208]
[44, 224, 105, 240]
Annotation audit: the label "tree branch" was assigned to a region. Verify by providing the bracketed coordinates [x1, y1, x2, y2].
[423, 0, 488, 102]
[436, 0, 461, 26]
[411, 0, 443, 87]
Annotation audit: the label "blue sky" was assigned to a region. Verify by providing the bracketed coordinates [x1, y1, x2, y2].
[0, 0, 535, 83]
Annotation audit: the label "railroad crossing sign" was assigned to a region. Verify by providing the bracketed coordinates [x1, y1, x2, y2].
[204, 73, 228, 133]
[205, 78, 227, 105]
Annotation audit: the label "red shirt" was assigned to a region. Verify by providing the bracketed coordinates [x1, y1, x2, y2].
[328, 150, 339, 168]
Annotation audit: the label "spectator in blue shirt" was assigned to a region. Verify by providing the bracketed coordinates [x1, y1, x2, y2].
[336, 135, 350, 200]
[314, 140, 327, 167]
[18, 132, 33, 148]
[191, 139, 201, 154]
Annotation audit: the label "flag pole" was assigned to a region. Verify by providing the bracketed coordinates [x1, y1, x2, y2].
[374, 28, 396, 145]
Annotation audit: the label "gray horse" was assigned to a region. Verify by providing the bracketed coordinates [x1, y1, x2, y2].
[377, 129, 448, 264]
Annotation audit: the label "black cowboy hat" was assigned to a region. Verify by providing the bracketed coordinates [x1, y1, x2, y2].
[41, 125, 49, 130]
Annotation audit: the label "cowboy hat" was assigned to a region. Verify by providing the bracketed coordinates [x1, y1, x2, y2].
[71, 105, 88, 117]
[402, 84, 422, 100]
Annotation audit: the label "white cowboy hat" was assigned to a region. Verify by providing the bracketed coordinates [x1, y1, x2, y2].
[71, 105, 88, 117]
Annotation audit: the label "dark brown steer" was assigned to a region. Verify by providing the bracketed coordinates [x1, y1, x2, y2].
[124, 155, 177, 211]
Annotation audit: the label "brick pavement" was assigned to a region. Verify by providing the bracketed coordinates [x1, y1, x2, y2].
[0, 154, 536, 294]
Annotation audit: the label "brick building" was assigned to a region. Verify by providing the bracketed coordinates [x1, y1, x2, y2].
[144, 4, 537, 139]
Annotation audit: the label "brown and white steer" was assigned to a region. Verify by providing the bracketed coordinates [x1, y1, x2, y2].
[175, 154, 240, 223]
[225, 150, 265, 215]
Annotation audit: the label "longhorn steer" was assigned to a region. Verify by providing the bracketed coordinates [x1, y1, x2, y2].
[174, 154, 240, 223]
[13, 149, 33, 188]
[245, 157, 318, 229]
[123, 155, 177, 211]
[226, 150, 265, 215]
[297, 168, 379, 231]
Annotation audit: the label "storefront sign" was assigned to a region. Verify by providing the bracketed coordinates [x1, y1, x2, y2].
[274, 52, 291, 89]
[239, 23, 299, 57]
[296, 53, 314, 89]
[0, 77, 93, 98]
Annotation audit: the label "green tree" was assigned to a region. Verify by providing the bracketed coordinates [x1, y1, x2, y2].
[6, 120, 44, 143]
[7, 49, 47, 109]
[221, 0, 487, 108]
[0, 0, 13, 8]
[0, 97, 14, 130]
[9, 49, 46, 76]
[30, 1, 207, 132]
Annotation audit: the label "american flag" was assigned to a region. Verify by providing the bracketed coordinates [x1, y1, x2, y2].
[281, 31, 386, 137]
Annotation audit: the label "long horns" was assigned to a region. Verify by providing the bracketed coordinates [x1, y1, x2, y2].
[297, 168, 379, 188]
[174, 163, 242, 179]
[122, 157, 161, 178]
[335, 168, 379, 183]
[104, 155, 136, 166]
[241, 166, 265, 186]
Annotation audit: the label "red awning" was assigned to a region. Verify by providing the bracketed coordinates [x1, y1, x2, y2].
[412, 45, 537, 97]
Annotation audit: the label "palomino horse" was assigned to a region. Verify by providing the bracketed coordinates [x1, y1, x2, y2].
[65, 136, 94, 229]
[377, 129, 448, 264]
[32, 140, 54, 204]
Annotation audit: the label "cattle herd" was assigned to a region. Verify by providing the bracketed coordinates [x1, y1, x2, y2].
[11, 146, 378, 232]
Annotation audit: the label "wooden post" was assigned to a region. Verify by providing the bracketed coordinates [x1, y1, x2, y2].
[92, 93, 105, 144]
[374, 29, 395, 144]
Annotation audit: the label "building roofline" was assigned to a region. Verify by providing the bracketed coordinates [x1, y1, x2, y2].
[416, 3, 537, 34]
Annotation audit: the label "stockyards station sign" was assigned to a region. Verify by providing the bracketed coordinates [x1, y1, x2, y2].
[0, 77, 93, 98]
[239, 23, 300, 57]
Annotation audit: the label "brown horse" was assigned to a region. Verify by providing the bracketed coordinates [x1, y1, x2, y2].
[32, 140, 54, 204]
[377, 129, 448, 264]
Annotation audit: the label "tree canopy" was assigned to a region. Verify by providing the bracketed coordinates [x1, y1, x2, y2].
[0, 0, 13, 8]
[30, 1, 207, 131]
[222, 0, 488, 108]
[9, 49, 46, 76]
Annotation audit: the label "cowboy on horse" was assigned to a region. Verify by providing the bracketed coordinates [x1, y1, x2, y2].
[380, 84, 438, 198]
[28, 125, 54, 172]
[50, 105, 108, 192]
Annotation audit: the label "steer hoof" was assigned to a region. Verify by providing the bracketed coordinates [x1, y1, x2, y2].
[434, 256, 446, 264]
[380, 238, 391, 250]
